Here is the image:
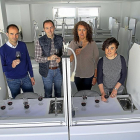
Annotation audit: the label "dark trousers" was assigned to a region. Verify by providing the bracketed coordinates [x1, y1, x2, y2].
[74, 75, 94, 91]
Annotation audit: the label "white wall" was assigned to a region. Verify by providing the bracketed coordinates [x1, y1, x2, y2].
[5, 1, 134, 42]
[130, 1, 140, 21]
[99, 2, 121, 29]
[6, 5, 21, 27]
[119, 2, 131, 27]
[6, 4, 32, 42]
[31, 2, 122, 33]
[0, 0, 8, 32]
[20, 4, 32, 42]
[31, 4, 52, 35]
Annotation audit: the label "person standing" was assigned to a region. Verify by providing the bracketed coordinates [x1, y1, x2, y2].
[97, 37, 127, 102]
[68, 21, 99, 91]
[0, 24, 35, 98]
[35, 20, 63, 98]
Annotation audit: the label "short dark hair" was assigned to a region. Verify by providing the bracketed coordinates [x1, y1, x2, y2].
[73, 21, 93, 43]
[102, 37, 119, 51]
[7, 24, 19, 33]
[43, 20, 54, 28]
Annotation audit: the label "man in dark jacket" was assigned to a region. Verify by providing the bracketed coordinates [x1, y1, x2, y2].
[35, 20, 63, 98]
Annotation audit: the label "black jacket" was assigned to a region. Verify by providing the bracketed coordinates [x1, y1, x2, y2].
[38, 34, 63, 77]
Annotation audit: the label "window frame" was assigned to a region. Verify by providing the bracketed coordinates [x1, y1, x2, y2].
[52, 6, 100, 29]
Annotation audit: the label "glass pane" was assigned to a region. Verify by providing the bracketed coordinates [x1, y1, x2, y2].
[55, 18, 75, 29]
[67, 26, 74, 29]
[54, 8, 75, 18]
[78, 7, 99, 17]
[80, 17, 95, 23]
[65, 18, 75, 25]
[55, 18, 63, 25]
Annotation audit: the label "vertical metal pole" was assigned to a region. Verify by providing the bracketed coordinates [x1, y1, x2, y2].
[62, 56, 72, 140]
[66, 57, 72, 126]
[62, 57, 68, 126]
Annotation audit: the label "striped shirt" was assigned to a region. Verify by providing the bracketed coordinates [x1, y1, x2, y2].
[35, 39, 59, 67]
[49, 39, 59, 68]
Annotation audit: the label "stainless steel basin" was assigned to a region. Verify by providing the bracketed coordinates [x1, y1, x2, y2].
[49, 100, 63, 114]
[117, 97, 137, 111]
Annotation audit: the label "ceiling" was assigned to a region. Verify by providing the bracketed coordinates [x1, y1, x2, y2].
[5, 0, 140, 4]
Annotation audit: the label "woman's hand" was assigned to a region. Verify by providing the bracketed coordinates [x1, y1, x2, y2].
[92, 77, 97, 86]
[98, 84, 107, 102]
[101, 94, 107, 102]
[110, 89, 117, 98]
[75, 48, 81, 55]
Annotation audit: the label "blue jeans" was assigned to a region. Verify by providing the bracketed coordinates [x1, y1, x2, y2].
[74, 75, 94, 91]
[6, 75, 33, 98]
[42, 68, 62, 98]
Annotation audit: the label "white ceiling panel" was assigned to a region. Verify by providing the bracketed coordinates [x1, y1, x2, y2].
[5, 0, 140, 4]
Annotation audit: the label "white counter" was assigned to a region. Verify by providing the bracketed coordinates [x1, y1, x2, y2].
[70, 95, 140, 140]
[0, 98, 65, 128]
[72, 95, 140, 125]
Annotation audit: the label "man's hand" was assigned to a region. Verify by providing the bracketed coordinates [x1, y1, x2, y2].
[12, 60, 20, 68]
[48, 55, 57, 61]
[30, 77, 35, 86]
[56, 57, 61, 63]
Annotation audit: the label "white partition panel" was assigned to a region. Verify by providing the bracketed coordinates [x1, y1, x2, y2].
[109, 17, 113, 30]
[0, 58, 8, 100]
[0, 33, 8, 47]
[109, 17, 117, 31]
[92, 17, 98, 35]
[135, 21, 140, 44]
[126, 43, 140, 106]
[129, 18, 136, 36]
[0, 33, 2, 47]
[31, 60, 44, 97]
[112, 22, 120, 40]
[123, 17, 129, 28]
[117, 27, 132, 65]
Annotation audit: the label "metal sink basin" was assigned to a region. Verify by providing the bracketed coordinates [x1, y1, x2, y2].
[49, 100, 63, 114]
[117, 97, 137, 111]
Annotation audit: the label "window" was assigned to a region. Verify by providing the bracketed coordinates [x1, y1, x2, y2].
[53, 8, 75, 29]
[53, 8, 75, 18]
[53, 7, 100, 29]
[78, 7, 99, 28]
[78, 7, 99, 17]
